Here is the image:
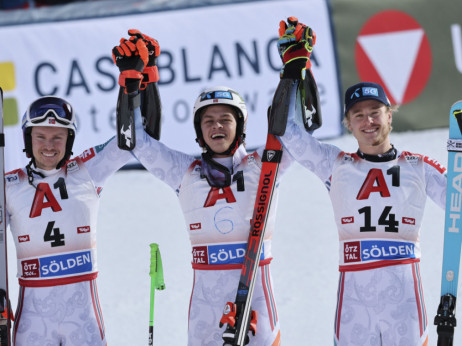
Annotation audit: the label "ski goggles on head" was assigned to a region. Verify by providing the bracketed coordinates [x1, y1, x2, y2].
[199, 90, 233, 102]
[200, 154, 232, 188]
[26, 97, 75, 127]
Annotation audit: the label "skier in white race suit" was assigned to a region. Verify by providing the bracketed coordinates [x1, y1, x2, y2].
[6, 37, 152, 346]
[112, 22, 319, 344]
[278, 18, 447, 346]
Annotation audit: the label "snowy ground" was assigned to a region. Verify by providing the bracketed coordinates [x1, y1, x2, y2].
[6, 127, 454, 345]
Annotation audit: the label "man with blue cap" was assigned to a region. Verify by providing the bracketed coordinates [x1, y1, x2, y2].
[343, 81, 393, 157]
[277, 18, 447, 345]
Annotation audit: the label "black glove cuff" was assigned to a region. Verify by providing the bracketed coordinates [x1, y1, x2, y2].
[281, 59, 306, 79]
[125, 78, 141, 94]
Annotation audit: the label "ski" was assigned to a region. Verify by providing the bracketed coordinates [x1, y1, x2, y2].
[220, 133, 282, 346]
[0, 87, 12, 346]
[141, 83, 162, 141]
[435, 100, 462, 346]
[116, 88, 138, 151]
[116, 83, 162, 151]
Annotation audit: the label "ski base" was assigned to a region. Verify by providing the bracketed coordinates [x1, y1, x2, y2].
[116, 88, 140, 151]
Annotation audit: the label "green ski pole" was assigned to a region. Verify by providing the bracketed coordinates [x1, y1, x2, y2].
[149, 243, 165, 345]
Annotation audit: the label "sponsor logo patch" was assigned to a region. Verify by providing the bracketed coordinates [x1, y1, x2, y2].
[362, 87, 378, 96]
[79, 148, 96, 162]
[424, 156, 446, 174]
[95, 140, 110, 153]
[343, 240, 416, 264]
[344, 241, 361, 263]
[192, 243, 265, 265]
[343, 154, 354, 162]
[402, 217, 416, 225]
[66, 159, 79, 172]
[404, 155, 420, 164]
[6, 173, 19, 184]
[190, 223, 201, 231]
[21, 251, 93, 278]
[341, 216, 354, 224]
[77, 226, 91, 234]
[18, 235, 30, 243]
[21, 258, 40, 278]
[192, 246, 208, 264]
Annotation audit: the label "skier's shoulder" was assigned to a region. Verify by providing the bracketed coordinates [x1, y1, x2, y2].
[398, 150, 424, 160]
[187, 158, 202, 173]
[337, 151, 360, 162]
[64, 156, 85, 174]
[399, 150, 446, 174]
[5, 168, 26, 185]
[76, 145, 102, 163]
[243, 149, 260, 165]
[72, 137, 119, 165]
[69, 144, 107, 168]
[59, 149, 98, 176]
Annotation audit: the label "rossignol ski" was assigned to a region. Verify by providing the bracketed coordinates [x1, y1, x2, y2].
[435, 100, 462, 346]
[0, 87, 12, 346]
[219, 66, 322, 345]
[220, 133, 282, 346]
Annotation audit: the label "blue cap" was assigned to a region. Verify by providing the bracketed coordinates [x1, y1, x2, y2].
[344, 82, 390, 115]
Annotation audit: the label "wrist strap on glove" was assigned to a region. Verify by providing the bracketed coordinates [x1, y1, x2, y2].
[140, 66, 159, 90]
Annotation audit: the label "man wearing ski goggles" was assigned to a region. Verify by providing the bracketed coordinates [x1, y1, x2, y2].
[6, 91, 150, 345]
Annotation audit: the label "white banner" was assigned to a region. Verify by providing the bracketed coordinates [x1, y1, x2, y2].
[0, 0, 341, 171]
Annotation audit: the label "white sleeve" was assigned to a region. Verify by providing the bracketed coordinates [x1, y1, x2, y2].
[279, 85, 342, 183]
[79, 136, 135, 187]
[131, 108, 195, 191]
[424, 157, 447, 209]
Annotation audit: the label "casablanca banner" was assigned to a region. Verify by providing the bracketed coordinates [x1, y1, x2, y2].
[331, 0, 462, 131]
[0, 0, 342, 171]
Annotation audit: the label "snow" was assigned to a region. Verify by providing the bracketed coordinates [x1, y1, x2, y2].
[6, 127, 454, 345]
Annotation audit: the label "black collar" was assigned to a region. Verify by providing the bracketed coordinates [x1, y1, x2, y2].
[356, 145, 397, 162]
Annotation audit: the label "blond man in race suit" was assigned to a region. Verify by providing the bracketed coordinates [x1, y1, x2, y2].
[283, 81, 446, 345]
[277, 17, 446, 344]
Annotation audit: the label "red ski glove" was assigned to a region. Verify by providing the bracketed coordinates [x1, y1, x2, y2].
[112, 35, 148, 94]
[128, 29, 161, 90]
[277, 16, 316, 79]
[219, 302, 257, 345]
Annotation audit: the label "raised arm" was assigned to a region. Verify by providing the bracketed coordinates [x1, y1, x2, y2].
[111, 30, 195, 191]
[271, 17, 341, 183]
